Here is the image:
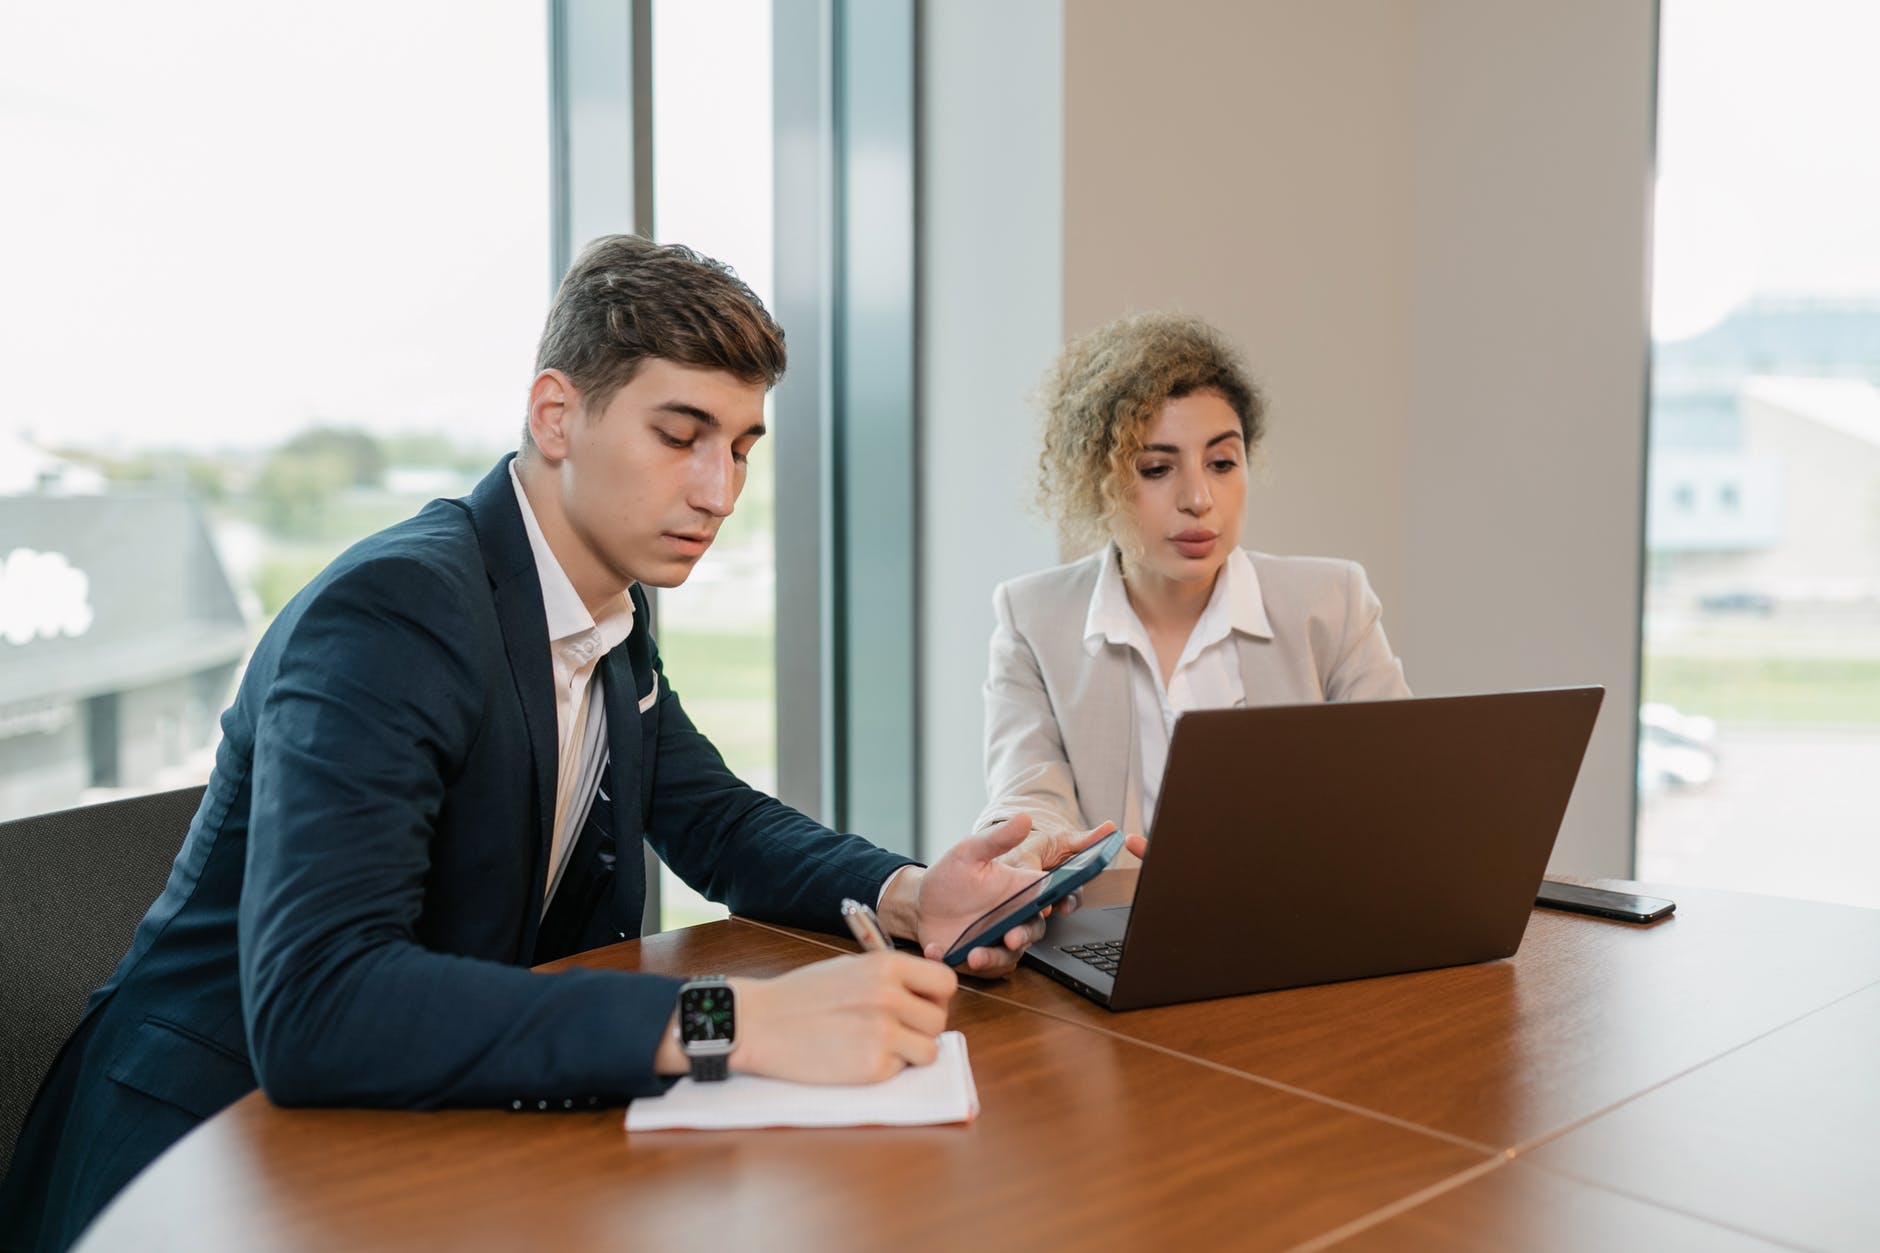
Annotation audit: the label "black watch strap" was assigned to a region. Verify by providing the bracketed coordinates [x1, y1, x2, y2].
[688, 1053, 729, 1082]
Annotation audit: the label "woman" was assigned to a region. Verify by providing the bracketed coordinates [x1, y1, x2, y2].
[982, 313, 1409, 869]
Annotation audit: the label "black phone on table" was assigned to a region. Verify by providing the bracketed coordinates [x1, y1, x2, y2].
[941, 830, 1127, 967]
[1536, 880, 1675, 923]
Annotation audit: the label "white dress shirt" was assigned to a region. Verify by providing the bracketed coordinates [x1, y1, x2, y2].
[1081, 543, 1268, 830]
[508, 462, 636, 910]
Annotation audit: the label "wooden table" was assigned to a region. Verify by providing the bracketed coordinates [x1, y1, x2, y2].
[76, 876, 1880, 1252]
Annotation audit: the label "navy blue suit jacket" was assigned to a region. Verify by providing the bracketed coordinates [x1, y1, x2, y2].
[0, 457, 914, 1252]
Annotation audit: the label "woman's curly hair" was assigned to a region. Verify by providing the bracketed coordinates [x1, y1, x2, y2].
[1037, 313, 1266, 556]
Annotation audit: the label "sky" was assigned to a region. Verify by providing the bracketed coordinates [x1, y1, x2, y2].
[0, 0, 777, 457]
[1653, 0, 1880, 339]
[653, 0, 772, 313]
[0, 0, 551, 454]
[1, 1, 1874, 450]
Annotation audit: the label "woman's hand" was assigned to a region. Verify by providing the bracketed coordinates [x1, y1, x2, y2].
[1000, 820, 1144, 873]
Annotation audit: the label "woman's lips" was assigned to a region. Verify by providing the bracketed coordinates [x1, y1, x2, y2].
[1170, 531, 1217, 558]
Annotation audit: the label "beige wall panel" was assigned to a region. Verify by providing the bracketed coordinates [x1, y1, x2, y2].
[1062, 0, 1655, 873]
[1403, 1, 1655, 875]
[1064, 0, 1417, 607]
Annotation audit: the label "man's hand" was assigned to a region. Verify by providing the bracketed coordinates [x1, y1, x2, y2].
[654, 952, 957, 1085]
[876, 814, 1057, 978]
[999, 819, 1145, 873]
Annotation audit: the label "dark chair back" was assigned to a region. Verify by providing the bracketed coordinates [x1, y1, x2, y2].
[0, 785, 203, 1177]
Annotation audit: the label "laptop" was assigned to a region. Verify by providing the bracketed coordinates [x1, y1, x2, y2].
[1024, 686, 1605, 1010]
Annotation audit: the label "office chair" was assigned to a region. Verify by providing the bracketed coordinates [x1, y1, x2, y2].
[0, 785, 204, 1178]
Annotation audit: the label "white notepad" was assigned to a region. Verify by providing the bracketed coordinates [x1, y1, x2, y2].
[626, 1030, 979, 1131]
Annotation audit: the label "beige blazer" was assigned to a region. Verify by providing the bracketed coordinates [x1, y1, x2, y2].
[976, 549, 1410, 843]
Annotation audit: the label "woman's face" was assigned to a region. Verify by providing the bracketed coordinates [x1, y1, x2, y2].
[1115, 389, 1248, 590]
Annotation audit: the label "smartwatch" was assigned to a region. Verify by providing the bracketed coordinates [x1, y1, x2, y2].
[676, 976, 737, 1081]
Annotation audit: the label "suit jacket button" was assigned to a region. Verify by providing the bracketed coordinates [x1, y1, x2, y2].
[537, 1099, 549, 1110]
[511, 1100, 523, 1110]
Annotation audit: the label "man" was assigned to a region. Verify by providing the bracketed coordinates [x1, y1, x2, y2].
[0, 236, 1095, 1252]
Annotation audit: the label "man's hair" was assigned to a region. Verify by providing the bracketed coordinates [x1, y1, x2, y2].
[525, 235, 786, 445]
[1037, 312, 1265, 556]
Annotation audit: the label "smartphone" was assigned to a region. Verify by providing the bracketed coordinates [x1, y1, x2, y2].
[1535, 880, 1675, 923]
[942, 830, 1127, 967]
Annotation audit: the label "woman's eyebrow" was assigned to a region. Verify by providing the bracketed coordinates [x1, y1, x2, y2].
[1140, 430, 1243, 455]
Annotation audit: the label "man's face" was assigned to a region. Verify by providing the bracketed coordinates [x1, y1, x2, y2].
[555, 359, 768, 590]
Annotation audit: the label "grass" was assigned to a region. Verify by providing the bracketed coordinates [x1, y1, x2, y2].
[251, 548, 343, 616]
[1644, 654, 1880, 724]
[647, 626, 775, 932]
[219, 492, 426, 544]
[652, 628, 777, 781]
[653, 628, 773, 704]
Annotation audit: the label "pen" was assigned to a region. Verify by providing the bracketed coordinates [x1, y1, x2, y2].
[839, 897, 894, 953]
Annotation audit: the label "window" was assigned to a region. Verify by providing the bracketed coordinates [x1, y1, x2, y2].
[0, 3, 549, 820]
[646, 0, 775, 929]
[1640, 0, 1880, 908]
[639, 0, 919, 928]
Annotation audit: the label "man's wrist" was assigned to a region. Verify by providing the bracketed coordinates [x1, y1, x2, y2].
[722, 977, 760, 1074]
[876, 864, 924, 942]
[660, 977, 757, 1078]
[654, 1006, 689, 1075]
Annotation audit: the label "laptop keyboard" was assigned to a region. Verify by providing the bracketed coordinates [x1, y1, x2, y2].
[1060, 939, 1123, 975]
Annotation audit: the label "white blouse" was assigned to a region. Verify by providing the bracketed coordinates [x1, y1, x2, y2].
[1079, 543, 1270, 830]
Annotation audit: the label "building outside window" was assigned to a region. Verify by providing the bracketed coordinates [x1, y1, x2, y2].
[1640, 0, 1880, 907]
[0, 2, 550, 821]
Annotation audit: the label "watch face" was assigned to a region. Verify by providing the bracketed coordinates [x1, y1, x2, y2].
[680, 985, 735, 1043]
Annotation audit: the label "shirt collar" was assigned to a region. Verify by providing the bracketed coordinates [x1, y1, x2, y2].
[1082, 543, 1140, 655]
[1222, 547, 1273, 641]
[1082, 542, 1272, 656]
[508, 460, 635, 653]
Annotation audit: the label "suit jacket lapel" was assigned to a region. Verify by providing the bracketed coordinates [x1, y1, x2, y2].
[599, 647, 647, 940]
[1120, 685, 1146, 839]
[1062, 641, 1135, 835]
[603, 584, 662, 938]
[498, 579, 560, 925]
[463, 456, 560, 960]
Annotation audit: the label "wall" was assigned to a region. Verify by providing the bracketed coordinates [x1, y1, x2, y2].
[1063, 1, 1418, 604]
[922, 0, 1656, 874]
[1398, 0, 1656, 876]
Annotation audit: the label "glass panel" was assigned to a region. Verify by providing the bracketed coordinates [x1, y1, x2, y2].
[649, 0, 776, 929]
[0, 3, 549, 820]
[1640, 0, 1880, 908]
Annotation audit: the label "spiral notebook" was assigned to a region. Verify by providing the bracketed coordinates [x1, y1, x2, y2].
[625, 1030, 978, 1131]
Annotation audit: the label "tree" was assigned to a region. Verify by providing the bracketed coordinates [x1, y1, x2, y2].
[255, 426, 387, 536]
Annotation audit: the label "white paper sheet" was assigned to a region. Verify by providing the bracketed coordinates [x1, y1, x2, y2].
[625, 1030, 979, 1131]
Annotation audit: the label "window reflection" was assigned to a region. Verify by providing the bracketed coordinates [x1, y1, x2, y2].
[648, 0, 776, 929]
[0, 2, 549, 820]
[1640, 0, 1880, 908]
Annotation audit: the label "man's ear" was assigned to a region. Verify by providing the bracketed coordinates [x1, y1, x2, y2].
[526, 370, 580, 461]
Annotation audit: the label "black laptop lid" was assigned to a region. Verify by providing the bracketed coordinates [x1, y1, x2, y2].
[1108, 686, 1604, 1011]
